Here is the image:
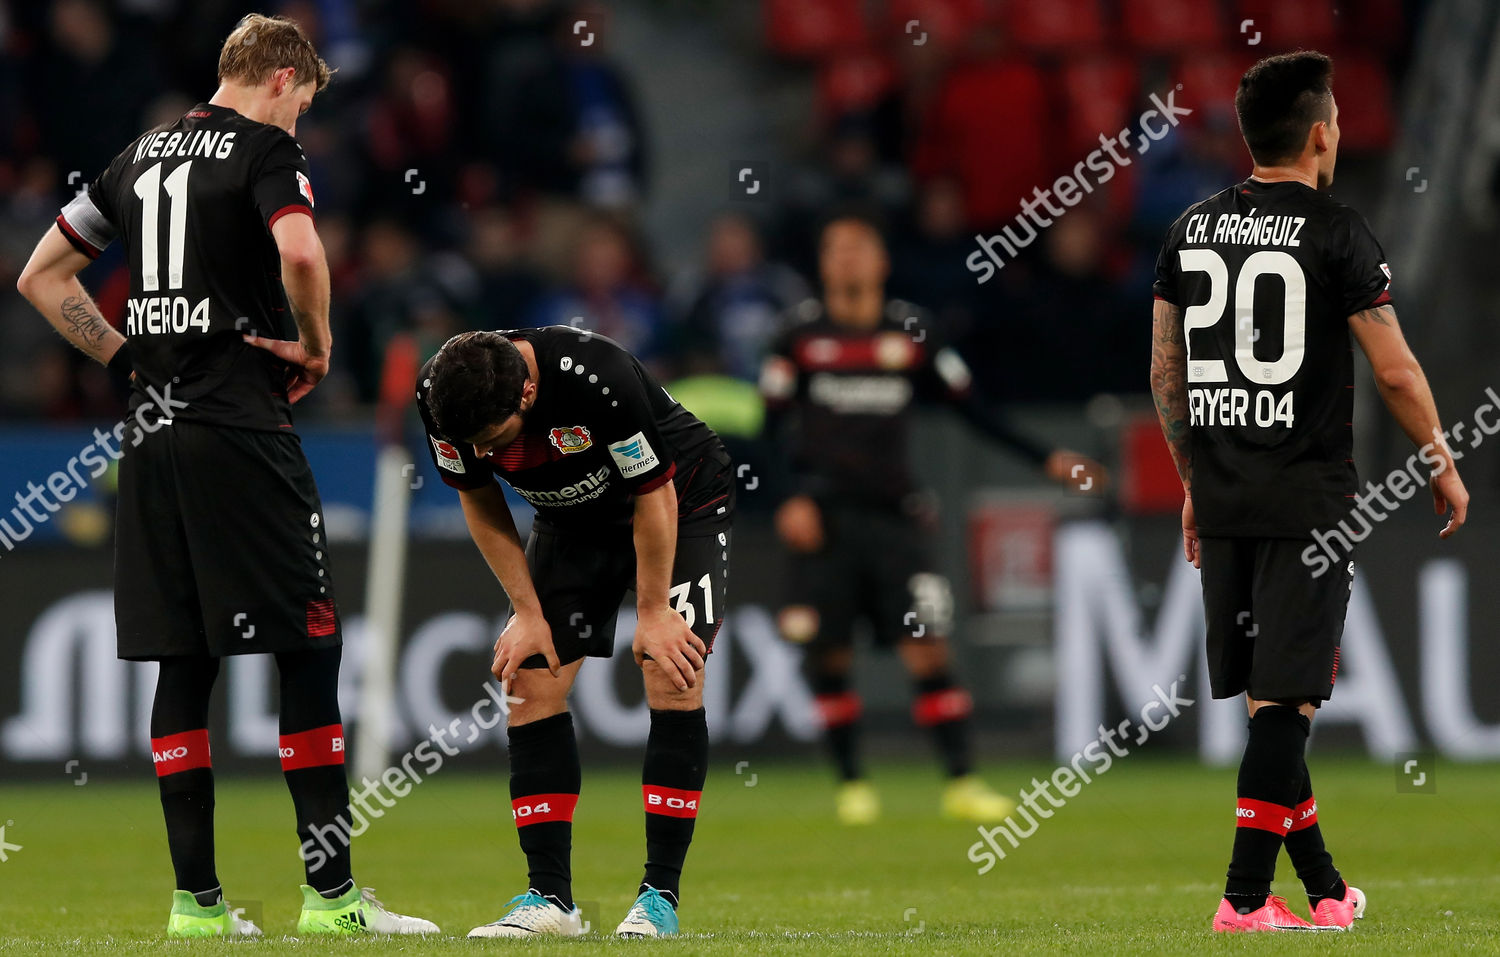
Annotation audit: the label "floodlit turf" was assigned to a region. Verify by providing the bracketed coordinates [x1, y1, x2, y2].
[0, 757, 1496, 954]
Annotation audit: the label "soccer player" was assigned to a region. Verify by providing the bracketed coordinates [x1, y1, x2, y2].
[15, 14, 435, 938]
[1151, 51, 1469, 932]
[416, 326, 734, 938]
[759, 215, 1106, 825]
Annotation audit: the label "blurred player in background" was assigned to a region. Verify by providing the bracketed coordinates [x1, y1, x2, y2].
[1151, 51, 1468, 933]
[760, 215, 1106, 825]
[417, 326, 734, 939]
[15, 14, 435, 938]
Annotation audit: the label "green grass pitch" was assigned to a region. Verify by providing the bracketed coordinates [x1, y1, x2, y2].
[0, 757, 1496, 954]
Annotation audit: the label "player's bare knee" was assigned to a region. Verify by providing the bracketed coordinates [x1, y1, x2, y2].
[1247, 696, 1316, 721]
[505, 667, 572, 725]
[642, 659, 705, 710]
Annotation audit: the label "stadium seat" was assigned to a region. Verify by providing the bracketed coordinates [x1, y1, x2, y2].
[1330, 54, 1394, 151]
[1235, 0, 1338, 50]
[1004, 0, 1107, 53]
[818, 51, 899, 116]
[1121, 0, 1225, 52]
[763, 0, 869, 60]
[911, 59, 1048, 227]
[1058, 56, 1140, 156]
[1175, 52, 1260, 119]
[885, 0, 992, 48]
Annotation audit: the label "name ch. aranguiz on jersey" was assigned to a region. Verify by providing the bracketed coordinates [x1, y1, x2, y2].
[1181, 212, 1307, 247]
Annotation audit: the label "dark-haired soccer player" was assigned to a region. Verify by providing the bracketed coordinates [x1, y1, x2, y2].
[15, 14, 435, 938]
[416, 327, 734, 938]
[761, 215, 1106, 825]
[1151, 51, 1468, 932]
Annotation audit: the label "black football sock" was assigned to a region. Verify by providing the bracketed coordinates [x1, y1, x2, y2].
[812, 674, 863, 782]
[639, 708, 709, 907]
[508, 711, 581, 910]
[1225, 706, 1309, 912]
[317, 878, 355, 900]
[191, 886, 224, 908]
[275, 646, 354, 895]
[911, 674, 974, 779]
[151, 655, 221, 900]
[1283, 759, 1343, 906]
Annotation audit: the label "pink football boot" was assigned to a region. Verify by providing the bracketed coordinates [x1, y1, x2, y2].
[1311, 884, 1366, 928]
[1213, 895, 1332, 932]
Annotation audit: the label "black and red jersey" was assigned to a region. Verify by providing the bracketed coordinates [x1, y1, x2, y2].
[416, 327, 731, 531]
[56, 102, 315, 432]
[759, 299, 1049, 509]
[1154, 178, 1393, 538]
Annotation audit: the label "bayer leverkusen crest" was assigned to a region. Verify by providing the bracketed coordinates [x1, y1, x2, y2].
[549, 425, 593, 454]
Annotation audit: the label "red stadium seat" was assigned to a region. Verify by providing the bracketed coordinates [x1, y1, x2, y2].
[885, 0, 992, 48]
[763, 0, 869, 60]
[1058, 56, 1140, 155]
[818, 51, 899, 116]
[911, 59, 1048, 228]
[1235, 0, 1338, 49]
[1005, 0, 1107, 53]
[1331, 54, 1394, 151]
[1121, 0, 1225, 52]
[1175, 52, 1259, 119]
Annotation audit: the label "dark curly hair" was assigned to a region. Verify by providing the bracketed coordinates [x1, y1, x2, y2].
[427, 331, 530, 441]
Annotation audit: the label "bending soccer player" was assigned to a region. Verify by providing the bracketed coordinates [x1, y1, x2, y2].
[1151, 51, 1468, 933]
[759, 215, 1105, 825]
[14, 15, 435, 938]
[417, 327, 735, 938]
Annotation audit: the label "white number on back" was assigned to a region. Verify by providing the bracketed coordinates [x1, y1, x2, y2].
[133, 161, 193, 293]
[1179, 248, 1306, 386]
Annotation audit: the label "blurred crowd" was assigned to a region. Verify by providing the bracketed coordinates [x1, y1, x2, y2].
[0, 0, 1407, 422]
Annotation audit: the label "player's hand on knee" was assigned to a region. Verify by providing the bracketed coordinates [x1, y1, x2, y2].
[633, 604, 707, 691]
[492, 612, 561, 680]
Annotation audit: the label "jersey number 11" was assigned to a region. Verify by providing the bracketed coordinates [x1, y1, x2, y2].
[133, 161, 193, 293]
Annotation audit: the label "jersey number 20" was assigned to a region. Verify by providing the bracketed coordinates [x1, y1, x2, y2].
[1179, 248, 1306, 386]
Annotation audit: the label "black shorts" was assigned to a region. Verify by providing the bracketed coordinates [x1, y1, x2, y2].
[518, 519, 732, 668]
[1199, 536, 1352, 703]
[780, 504, 953, 650]
[115, 419, 340, 660]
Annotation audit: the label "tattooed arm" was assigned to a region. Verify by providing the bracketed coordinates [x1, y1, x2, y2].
[16, 225, 127, 366]
[1350, 302, 1468, 537]
[1150, 299, 1192, 490]
[1150, 298, 1201, 565]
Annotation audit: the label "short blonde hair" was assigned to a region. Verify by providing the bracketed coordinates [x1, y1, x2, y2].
[218, 14, 332, 93]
